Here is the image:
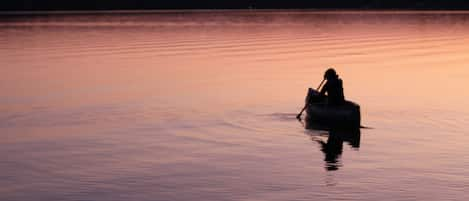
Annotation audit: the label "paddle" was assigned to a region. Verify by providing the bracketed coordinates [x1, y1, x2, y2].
[296, 79, 325, 120]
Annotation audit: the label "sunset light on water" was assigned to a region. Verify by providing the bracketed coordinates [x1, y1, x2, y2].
[1, 10, 469, 201]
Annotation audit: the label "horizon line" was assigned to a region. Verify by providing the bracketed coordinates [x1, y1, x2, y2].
[2, 9, 469, 16]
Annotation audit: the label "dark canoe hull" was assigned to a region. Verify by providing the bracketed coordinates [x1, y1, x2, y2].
[305, 100, 361, 130]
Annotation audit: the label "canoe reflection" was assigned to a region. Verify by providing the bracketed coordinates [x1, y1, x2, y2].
[307, 128, 361, 171]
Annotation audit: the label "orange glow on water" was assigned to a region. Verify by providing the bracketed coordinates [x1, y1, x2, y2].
[1, 11, 469, 200]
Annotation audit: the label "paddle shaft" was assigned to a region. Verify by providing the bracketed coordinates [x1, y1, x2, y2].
[316, 79, 326, 91]
[297, 79, 325, 119]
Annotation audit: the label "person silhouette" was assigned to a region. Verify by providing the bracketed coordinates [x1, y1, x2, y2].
[320, 68, 345, 106]
[296, 68, 345, 120]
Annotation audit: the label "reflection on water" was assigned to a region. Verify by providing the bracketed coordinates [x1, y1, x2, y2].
[307, 127, 361, 171]
[1, 10, 469, 201]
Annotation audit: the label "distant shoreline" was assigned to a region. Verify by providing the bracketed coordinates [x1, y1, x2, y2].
[2, 9, 469, 16]
[4, 0, 469, 12]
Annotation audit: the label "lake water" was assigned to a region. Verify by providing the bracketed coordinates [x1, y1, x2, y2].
[1, 10, 469, 201]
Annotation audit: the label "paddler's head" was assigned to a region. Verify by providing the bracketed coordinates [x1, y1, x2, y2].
[324, 68, 338, 80]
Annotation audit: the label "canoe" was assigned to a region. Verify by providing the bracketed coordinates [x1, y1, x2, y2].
[305, 100, 361, 130]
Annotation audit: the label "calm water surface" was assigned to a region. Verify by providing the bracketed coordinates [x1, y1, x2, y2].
[1, 11, 469, 201]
